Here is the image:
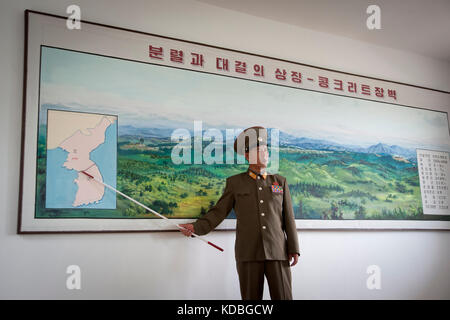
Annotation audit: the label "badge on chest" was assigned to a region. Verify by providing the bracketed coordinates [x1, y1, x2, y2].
[271, 181, 283, 194]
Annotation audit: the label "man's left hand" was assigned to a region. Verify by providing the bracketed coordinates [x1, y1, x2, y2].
[288, 253, 299, 267]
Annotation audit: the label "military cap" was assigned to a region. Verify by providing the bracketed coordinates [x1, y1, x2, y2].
[233, 126, 268, 155]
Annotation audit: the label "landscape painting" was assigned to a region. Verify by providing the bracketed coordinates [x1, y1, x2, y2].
[35, 45, 450, 223]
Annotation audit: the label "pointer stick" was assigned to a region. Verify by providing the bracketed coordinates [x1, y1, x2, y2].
[80, 171, 224, 252]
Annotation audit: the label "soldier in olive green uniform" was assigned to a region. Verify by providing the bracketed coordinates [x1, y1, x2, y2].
[180, 126, 300, 300]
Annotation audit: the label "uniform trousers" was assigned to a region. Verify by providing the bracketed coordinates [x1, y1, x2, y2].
[236, 259, 292, 300]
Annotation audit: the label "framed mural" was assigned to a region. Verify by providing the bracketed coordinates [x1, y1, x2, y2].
[18, 10, 450, 233]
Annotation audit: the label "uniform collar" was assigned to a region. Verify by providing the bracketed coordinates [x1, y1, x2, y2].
[247, 168, 267, 180]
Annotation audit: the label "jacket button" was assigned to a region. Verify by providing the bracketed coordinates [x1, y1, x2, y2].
[261, 213, 265, 216]
[260, 200, 263, 203]
[262, 226, 266, 229]
[258, 187, 262, 191]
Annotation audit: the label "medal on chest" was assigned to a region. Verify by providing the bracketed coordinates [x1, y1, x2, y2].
[271, 181, 283, 194]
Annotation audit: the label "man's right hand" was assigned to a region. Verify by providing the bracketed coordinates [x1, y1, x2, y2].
[178, 223, 194, 237]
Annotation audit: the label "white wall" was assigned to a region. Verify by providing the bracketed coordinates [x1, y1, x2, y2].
[0, 0, 449, 299]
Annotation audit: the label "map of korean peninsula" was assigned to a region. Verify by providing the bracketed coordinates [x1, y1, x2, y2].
[45, 109, 117, 209]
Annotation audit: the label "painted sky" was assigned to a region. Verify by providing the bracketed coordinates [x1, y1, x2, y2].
[40, 46, 450, 150]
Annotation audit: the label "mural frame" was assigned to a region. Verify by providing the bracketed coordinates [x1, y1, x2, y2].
[18, 10, 450, 233]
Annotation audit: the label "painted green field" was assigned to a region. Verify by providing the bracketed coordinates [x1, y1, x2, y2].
[35, 132, 449, 221]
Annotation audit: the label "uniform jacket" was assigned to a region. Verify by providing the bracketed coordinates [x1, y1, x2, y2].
[192, 169, 300, 262]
